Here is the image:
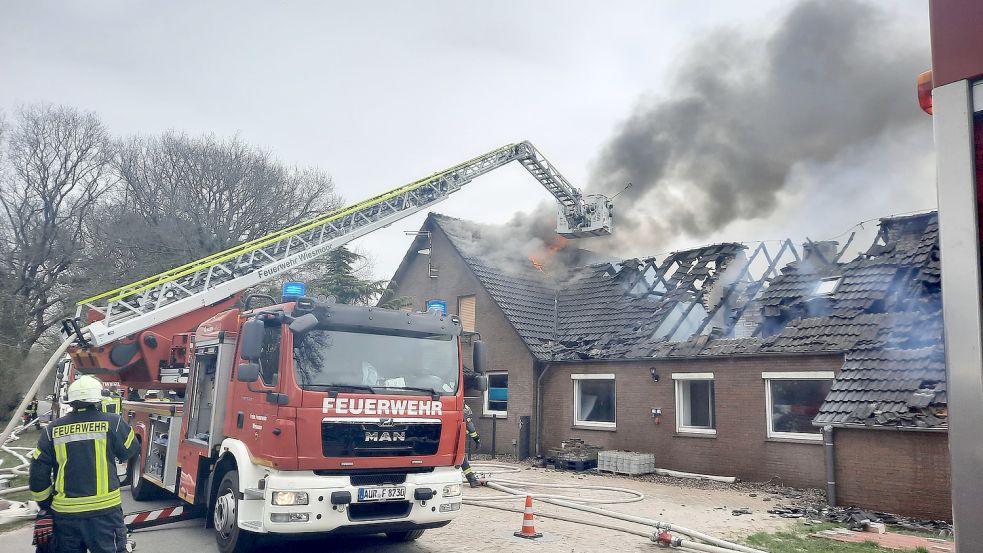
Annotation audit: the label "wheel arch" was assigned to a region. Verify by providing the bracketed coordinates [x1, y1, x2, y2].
[206, 439, 265, 527]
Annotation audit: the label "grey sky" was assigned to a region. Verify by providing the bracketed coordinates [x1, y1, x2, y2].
[0, 1, 934, 280]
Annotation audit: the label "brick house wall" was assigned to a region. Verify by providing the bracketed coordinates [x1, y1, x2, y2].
[540, 355, 843, 488]
[387, 223, 538, 455]
[833, 428, 951, 520]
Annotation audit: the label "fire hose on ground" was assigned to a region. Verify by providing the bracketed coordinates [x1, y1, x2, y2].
[0, 414, 50, 498]
[463, 463, 766, 553]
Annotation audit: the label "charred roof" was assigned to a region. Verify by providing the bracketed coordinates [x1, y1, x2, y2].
[394, 211, 945, 429]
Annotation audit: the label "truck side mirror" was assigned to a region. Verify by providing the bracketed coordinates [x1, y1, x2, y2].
[237, 363, 260, 383]
[473, 374, 488, 392]
[240, 319, 265, 361]
[472, 340, 488, 375]
[289, 313, 318, 334]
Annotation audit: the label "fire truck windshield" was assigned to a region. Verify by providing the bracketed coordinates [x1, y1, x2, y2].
[293, 329, 459, 395]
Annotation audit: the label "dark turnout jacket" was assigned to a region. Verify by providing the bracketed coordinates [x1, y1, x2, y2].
[30, 406, 140, 516]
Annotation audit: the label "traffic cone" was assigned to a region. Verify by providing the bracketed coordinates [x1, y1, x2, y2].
[513, 495, 543, 539]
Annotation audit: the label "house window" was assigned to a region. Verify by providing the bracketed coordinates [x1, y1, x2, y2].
[483, 372, 508, 417]
[813, 277, 840, 296]
[572, 374, 616, 429]
[458, 295, 476, 333]
[673, 373, 716, 435]
[763, 371, 835, 440]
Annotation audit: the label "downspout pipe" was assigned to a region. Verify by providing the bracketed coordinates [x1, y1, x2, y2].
[535, 361, 551, 457]
[535, 286, 560, 457]
[822, 425, 837, 507]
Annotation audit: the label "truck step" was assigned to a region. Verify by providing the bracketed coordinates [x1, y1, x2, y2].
[240, 520, 262, 531]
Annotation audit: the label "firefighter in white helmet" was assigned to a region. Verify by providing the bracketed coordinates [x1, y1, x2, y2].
[29, 375, 140, 553]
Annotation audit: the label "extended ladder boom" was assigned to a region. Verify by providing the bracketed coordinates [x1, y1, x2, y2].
[76, 141, 612, 346]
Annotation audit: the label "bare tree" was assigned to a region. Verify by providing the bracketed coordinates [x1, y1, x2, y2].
[89, 132, 342, 283]
[0, 105, 114, 412]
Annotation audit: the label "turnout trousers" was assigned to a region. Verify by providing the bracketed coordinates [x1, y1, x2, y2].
[54, 508, 127, 553]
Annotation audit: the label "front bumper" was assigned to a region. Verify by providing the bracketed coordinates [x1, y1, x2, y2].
[236, 466, 463, 534]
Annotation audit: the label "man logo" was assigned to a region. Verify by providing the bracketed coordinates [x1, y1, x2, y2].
[365, 431, 406, 442]
[378, 418, 395, 428]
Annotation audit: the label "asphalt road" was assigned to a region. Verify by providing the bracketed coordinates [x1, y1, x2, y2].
[1, 491, 445, 552]
[0, 464, 794, 552]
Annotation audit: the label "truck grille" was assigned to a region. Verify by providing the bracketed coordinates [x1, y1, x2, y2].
[350, 473, 406, 486]
[321, 421, 441, 457]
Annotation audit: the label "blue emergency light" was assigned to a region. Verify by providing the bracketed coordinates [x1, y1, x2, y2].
[282, 281, 306, 301]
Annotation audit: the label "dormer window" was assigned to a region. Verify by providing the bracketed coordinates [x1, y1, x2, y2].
[813, 277, 840, 296]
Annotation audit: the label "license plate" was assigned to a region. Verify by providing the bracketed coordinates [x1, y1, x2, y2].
[357, 486, 406, 502]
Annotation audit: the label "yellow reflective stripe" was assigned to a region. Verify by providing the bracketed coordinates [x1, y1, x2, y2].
[52, 490, 121, 513]
[32, 448, 41, 459]
[53, 489, 121, 505]
[124, 429, 135, 449]
[31, 486, 52, 501]
[462, 466, 473, 475]
[54, 443, 67, 496]
[94, 438, 108, 496]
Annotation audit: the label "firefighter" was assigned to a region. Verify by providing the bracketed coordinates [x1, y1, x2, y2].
[24, 398, 40, 429]
[99, 388, 121, 415]
[462, 404, 482, 487]
[29, 375, 140, 553]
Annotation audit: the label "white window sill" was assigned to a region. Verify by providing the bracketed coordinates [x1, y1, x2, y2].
[573, 422, 616, 432]
[676, 427, 717, 436]
[767, 432, 823, 443]
[481, 413, 508, 419]
[674, 431, 716, 439]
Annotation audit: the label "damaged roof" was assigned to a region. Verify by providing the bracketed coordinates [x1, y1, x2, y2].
[814, 346, 947, 429]
[425, 211, 941, 363]
[431, 211, 756, 361]
[655, 212, 942, 358]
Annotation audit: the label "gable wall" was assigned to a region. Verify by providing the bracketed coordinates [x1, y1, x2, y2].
[387, 222, 539, 455]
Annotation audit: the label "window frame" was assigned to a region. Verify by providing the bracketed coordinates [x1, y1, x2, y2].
[571, 373, 616, 430]
[762, 371, 835, 441]
[672, 373, 717, 435]
[482, 371, 509, 418]
[813, 276, 841, 296]
[258, 323, 281, 387]
[458, 295, 476, 333]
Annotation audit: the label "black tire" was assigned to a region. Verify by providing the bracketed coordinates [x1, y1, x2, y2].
[386, 529, 425, 542]
[214, 471, 257, 553]
[129, 453, 158, 501]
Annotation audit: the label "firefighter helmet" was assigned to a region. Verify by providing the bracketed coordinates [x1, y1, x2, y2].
[67, 375, 104, 404]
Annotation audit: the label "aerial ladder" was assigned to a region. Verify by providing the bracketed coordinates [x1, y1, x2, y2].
[1, 140, 612, 444]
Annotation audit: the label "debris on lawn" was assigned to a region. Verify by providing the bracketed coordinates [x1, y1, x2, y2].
[768, 504, 952, 536]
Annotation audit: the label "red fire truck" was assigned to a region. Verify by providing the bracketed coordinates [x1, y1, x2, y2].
[70, 291, 483, 552]
[30, 142, 613, 552]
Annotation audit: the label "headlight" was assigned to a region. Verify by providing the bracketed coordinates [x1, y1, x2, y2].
[442, 484, 462, 497]
[272, 491, 309, 505]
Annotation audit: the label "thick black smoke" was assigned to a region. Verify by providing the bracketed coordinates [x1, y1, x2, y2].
[590, 0, 929, 248]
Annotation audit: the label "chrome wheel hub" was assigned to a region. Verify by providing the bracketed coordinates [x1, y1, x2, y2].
[214, 492, 237, 537]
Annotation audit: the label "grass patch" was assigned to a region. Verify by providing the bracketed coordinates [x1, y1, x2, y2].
[744, 521, 929, 553]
